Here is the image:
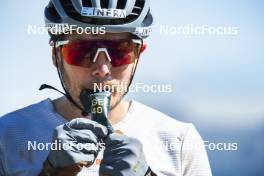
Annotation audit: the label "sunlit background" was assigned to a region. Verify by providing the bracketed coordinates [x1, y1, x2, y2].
[1, 0, 264, 175]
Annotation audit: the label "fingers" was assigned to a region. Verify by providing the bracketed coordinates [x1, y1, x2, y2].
[104, 133, 127, 146]
[99, 161, 130, 176]
[102, 148, 134, 164]
[105, 133, 142, 149]
[52, 151, 96, 168]
[67, 118, 108, 138]
[102, 134, 144, 165]
[70, 129, 98, 143]
[99, 165, 114, 176]
[71, 142, 98, 155]
[67, 118, 100, 129]
[49, 118, 111, 168]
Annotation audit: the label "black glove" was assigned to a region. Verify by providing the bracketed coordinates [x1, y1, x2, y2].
[39, 118, 108, 176]
[100, 133, 156, 176]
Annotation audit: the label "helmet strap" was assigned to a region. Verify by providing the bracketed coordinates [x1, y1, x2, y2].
[124, 38, 143, 96]
[53, 40, 87, 115]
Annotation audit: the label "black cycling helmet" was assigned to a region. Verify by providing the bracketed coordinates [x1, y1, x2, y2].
[44, 0, 153, 38]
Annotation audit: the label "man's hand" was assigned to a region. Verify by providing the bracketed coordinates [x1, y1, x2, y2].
[39, 118, 108, 176]
[100, 133, 156, 176]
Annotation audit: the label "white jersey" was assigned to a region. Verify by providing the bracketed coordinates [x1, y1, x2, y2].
[0, 99, 212, 176]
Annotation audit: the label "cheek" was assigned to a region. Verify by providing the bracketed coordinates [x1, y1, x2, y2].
[63, 61, 92, 88]
[111, 63, 135, 83]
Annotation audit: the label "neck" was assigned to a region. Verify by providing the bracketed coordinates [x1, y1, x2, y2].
[52, 96, 130, 125]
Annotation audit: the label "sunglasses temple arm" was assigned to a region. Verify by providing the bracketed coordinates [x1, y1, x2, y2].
[127, 39, 143, 90]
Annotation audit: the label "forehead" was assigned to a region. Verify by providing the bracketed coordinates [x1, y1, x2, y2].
[64, 32, 132, 40]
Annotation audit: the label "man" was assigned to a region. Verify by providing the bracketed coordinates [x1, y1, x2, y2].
[0, 0, 212, 175]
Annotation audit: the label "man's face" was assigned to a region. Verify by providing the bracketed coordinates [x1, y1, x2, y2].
[53, 32, 141, 109]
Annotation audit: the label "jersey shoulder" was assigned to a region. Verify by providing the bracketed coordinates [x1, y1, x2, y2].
[0, 99, 54, 138]
[129, 100, 194, 140]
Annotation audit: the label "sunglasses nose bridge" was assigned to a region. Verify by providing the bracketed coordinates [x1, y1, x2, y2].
[92, 48, 112, 63]
[92, 48, 112, 78]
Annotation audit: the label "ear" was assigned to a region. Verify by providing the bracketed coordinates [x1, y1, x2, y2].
[140, 43, 147, 53]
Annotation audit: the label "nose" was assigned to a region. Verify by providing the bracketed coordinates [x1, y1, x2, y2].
[92, 50, 112, 78]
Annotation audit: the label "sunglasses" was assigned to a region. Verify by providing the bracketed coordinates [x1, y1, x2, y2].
[54, 38, 142, 68]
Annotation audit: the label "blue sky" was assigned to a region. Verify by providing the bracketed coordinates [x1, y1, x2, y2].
[1, 0, 264, 126]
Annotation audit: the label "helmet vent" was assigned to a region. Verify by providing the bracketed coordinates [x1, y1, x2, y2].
[81, 0, 93, 7]
[100, 0, 109, 8]
[117, 0, 127, 9]
[60, 0, 145, 25]
[125, 0, 144, 20]
[45, 2, 62, 23]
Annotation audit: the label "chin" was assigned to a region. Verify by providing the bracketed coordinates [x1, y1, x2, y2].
[109, 91, 125, 110]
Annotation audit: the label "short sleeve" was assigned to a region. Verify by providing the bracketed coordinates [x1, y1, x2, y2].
[0, 145, 6, 176]
[181, 124, 212, 176]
